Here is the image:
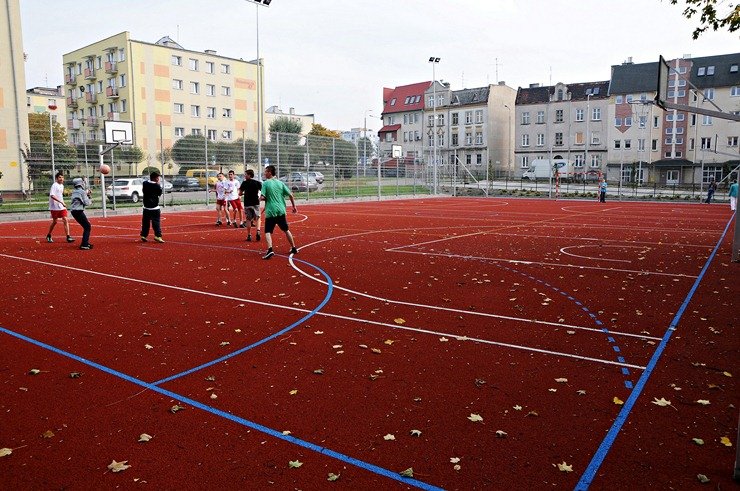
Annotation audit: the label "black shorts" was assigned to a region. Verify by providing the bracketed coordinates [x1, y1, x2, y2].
[264, 215, 289, 234]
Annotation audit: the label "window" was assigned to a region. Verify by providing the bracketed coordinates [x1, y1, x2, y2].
[437, 114, 444, 126]
[475, 131, 483, 145]
[555, 109, 563, 123]
[536, 133, 545, 146]
[415, 130, 420, 140]
[728, 136, 739, 147]
[466, 155, 472, 166]
[704, 88, 715, 100]
[190, 82, 200, 94]
[638, 139, 645, 151]
[221, 64, 230, 74]
[172, 79, 183, 90]
[222, 86, 231, 96]
[427, 95, 434, 107]
[590, 154, 601, 167]
[614, 140, 621, 149]
[475, 110, 483, 123]
[690, 138, 695, 150]
[702, 166, 723, 183]
[701, 137, 712, 149]
[465, 132, 473, 145]
[574, 154, 585, 167]
[557, 89, 564, 101]
[172, 56, 182, 66]
[626, 94, 633, 103]
[575, 109, 584, 122]
[174, 103, 184, 114]
[403, 114, 408, 124]
[119, 74, 126, 87]
[521, 134, 530, 147]
[522, 112, 530, 125]
[450, 133, 458, 146]
[465, 111, 473, 124]
[452, 112, 459, 125]
[520, 156, 529, 168]
[207, 129, 217, 141]
[118, 48, 125, 62]
[615, 95, 623, 104]
[120, 99, 127, 112]
[207, 107, 216, 119]
[697, 66, 706, 76]
[554, 132, 563, 146]
[638, 116, 647, 128]
[652, 139, 658, 151]
[669, 79, 687, 87]
[192, 128, 202, 136]
[427, 134, 433, 146]
[731, 65, 739, 73]
[206, 84, 215, 96]
[428, 115, 434, 127]
[389, 98, 396, 106]
[191, 105, 200, 117]
[437, 133, 444, 147]
[189, 58, 198, 71]
[592, 108, 601, 121]
[476, 154, 483, 166]
[732, 86, 740, 96]
[667, 90, 686, 98]
[205, 61, 214, 74]
[614, 117, 622, 127]
[707, 66, 715, 75]
[223, 130, 232, 140]
[223, 108, 232, 118]
[574, 132, 584, 145]
[702, 115, 713, 125]
[624, 139, 631, 149]
[175, 127, 185, 137]
[96, 56, 102, 69]
[536, 111, 545, 124]
[653, 116, 659, 128]
[624, 117, 632, 127]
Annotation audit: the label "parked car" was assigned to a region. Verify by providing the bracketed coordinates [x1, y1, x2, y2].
[171, 175, 201, 191]
[280, 172, 319, 192]
[308, 171, 324, 184]
[106, 178, 145, 202]
[185, 169, 220, 188]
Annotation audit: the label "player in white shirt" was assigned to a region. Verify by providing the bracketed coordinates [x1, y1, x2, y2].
[46, 172, 74, 243]
[225, 170, 245, 228]
[209, 172, 229, 226]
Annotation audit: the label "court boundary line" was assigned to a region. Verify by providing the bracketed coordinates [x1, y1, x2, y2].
[574, 213, 735, 490]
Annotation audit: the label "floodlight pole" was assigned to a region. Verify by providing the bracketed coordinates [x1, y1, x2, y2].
[429, 57, 440, 194]
[246, 0, 271, 169]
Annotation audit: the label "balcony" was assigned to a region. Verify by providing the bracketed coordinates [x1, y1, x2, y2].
[107, 111, 120, 121]
[87, 116, 99, 127]
[65, 74, 75, 85]
[67, 119, 80, 130]
[84, 68, 96, 80]
[105, 61, 118, 74]
[66, 96, 78, 108]
[106, 86, 119, 98]
[85, 92, 97, 104]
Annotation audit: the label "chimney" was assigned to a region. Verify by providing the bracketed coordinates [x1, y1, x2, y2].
[205, 49, 217, 55]
[289, 107, 295, 115]
[623, 57, 633, 65]
[498, 81, 506, 86]
[529, 83, 540, 88]
[683, 53, 692, 59]
[443, 82, 450, 88]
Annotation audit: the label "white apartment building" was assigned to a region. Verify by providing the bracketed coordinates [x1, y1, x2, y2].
[265, 105, 314, 139]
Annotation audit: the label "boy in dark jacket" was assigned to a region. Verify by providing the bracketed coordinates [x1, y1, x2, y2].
[140, 171, 164, 243]
[70, 178, 93, 250]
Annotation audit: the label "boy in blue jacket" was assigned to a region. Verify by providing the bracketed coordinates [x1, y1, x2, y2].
[70, 178, 93, 250]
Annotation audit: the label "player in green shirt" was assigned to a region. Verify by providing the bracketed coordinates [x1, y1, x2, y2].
[260, 165, 298, 260]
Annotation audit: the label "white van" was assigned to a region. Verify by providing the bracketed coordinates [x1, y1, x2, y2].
[522, 159, 574, 181]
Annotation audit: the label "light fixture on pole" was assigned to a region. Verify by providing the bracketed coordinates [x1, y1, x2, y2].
[48, 103, 57, 176]
[428, 56, 440, 194]
[246, 0, 272, 169]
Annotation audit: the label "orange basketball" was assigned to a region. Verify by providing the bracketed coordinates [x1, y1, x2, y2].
[99, 164, 111, 175]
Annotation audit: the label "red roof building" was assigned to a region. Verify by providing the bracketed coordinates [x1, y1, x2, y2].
[379, 81, 431, 161]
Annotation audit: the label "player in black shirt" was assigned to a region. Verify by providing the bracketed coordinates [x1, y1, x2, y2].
[239, 169, 263, 242]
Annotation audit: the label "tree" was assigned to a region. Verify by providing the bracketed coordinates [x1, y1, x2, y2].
[269, 117, 303, 146]
[172, 134, 207, 169]
[22, 113, 78, 180]
[308, 123, 341, 139]
[669, 0, 739, 39]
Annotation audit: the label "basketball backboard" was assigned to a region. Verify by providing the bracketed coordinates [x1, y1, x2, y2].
[391, 144, 402, 158]
[655, 55, 670, 110]
[104, 120, 133, 145]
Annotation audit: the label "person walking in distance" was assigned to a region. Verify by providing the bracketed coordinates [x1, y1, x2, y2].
[599, 178, 607, 203]
[210, 172, 228, 226]
[140, 171, 164, 243]
[70, 178, 93, 250]
[224, 170, 245, 228]
[239, 169, 262, 242]
[46, 172, 75, 243]
[260, 165, 298, 260]
[729, 179, 738, 212]
[705, 178, 717, 204]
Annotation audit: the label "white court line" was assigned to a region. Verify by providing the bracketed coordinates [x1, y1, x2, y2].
[0, 252, 647, 369]
[558, 245, 651, 263]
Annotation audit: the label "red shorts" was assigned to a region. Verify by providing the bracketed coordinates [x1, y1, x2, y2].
[216, 199, 226, 207]
[229, 199, 243, 210]
[50, 209, 68, 219]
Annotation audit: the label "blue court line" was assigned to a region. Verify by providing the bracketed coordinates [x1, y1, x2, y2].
[574, 213, 735, 490]
[0, 324, 441, 490]
[153, 256, 332, 385]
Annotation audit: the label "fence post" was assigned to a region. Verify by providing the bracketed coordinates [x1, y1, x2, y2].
[332, 138, 336, 200]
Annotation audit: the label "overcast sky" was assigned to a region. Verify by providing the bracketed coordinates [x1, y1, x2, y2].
[20, 0, 738, 133]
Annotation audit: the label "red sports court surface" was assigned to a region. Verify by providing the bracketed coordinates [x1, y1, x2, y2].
[0, 197, 737, 490]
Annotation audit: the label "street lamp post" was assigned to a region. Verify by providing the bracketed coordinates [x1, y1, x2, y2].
[246, 0, 272, 169]
[80, 119, 89, 183]
[48, 103, 57, 176]
[429, 57, 440, 194]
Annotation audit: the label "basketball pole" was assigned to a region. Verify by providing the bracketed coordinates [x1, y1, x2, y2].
[99, 145, 106, 218]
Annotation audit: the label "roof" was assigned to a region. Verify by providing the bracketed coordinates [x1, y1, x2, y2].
[378, 124, 401, 134]
[382, 81, 431, 114]
[609, 53, 740, 94]
[515, 81, 609, 105]
[451, 87, 489, 106]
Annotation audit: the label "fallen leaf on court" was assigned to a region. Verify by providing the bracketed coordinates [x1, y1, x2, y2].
[313, 369, 324, 375]
[723, 371, 732, 377]
[495, 430, 507, 438]
[314, 331, 324, 335]
[696, 400, 710, 405]
[450, 457, 460, 464]
[289, 389, 298, 395]
[144, 344, 153, 350]
[0, 448, 11, 457]
[210, 393, 217, 399]
[720, 436, 732, 447]
[467, 413, 483, 422]
[410, 429, 422, 437]
[282, 430, 291, 435]
[555, 378, 568, 383]
[359, 344, 368, 349]
[692, 438, 704, 445]
[170, 405, 185, 413]
[219, 341, 229, 346]
[556, 462, 573, 472]
[697, 474, 710, 483]
[613, 397, 624, 405]
[41, 430, 54, 439]
[652, 397, 672, 407]
[28, 369, 41, 375]
[454, 464, 461, 471]
[288, 460, 303, 468]
[69, 372, 82, 378]
[383, 434, 396, 441]
[548, 388, 557, 392]
[332, 344, 342, 349]
[384, 339, 396, 345]
[138, 434, 152, 442]
[566, 330, 575, 334]
[513, 405, 522, 411]
[577, 390, 587, 395]
[439, 337, 449, 342]
[107, 460, 131, 473]
[205, 375, 216, 381]
[327, 473, 340, 481]
[526, 411, 539, 417]
[399, 468, 414, 477]
[371, 348, 382, 354]
[393, 318, 406, 325]
[707, 384, 719, 389]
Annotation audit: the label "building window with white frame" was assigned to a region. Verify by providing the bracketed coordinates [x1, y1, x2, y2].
[438, 114, 444, 126]
[223, 108, 232, 118]
[189, 58, 199, 71]
[428, 115, 434, 127]
[592, 107, 601, 121]
[207, 129, 217, 141]
[205, 61, 214, 74]
[704, 88, 715, 100]
[174, 103, 184, 114]
[437, 134, 444, 147]
[701, 137, 712, 149]
[702, 115, 712, 125]
[175, 127, 185, 137]
[520, 155, 529, 168]
[120, 99, 127, 112]
[466, 154, 472, 166]
[615, 117, 622, 127]
[614, 139, 621, 149]
[555, 109, 563, 123]
[403, 114, 408, 124]
[222, 86, 231, 96]
[638, 116, 646, 128]
[118, 48, 125, 62]
[575, 108, 584, 122]
[465, 132, 473, 145]
[190, 82, 200, 94]
[206, 84, 215, 96]
[221, 63, 230, 74]
[574, 154, 585, 167]
[638, 139, 645, 151]
[624, 117, 632, 127]
[536, 133, 545, 146]
[652, 139, 658, 151]
[728, 136, 738, 147]
[465, 111, 473, 124]
[590, 154, 601, 167]
[192, 128, 202, 136]
[191, 105, 200, 117]
[536, 111, 545, 124]
[475, 110, 483, 123]
[476, 154, 482, 165]
[452, 112, 459, 125]
[624, 139, 631, 149]
[428, 134, 434, 146]
[522, 111, 530, 125]
[521, 134, 530, 147]
[223, 130, 232, 140]
[172, 55, 182, 66]
[615, 95, 623, 104]
[119, 74, 126, 87]
[207, 107, 216, 119]
[475, 131, 483, 145]
[172, 79, 183, 90]
[731, 86, 740, 96]
[554, 132, 563, 146]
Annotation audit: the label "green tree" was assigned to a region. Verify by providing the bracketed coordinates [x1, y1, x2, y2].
[172, 134, 207, 169]
[308, 123, 341, 139]
[669, 0, 739, 39]
[22, 113, 78, 180]
[269, 117, 303, 146]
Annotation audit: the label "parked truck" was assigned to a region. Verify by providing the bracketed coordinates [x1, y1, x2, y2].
[522, 159, 577, 181]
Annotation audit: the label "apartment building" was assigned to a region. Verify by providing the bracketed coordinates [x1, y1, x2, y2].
[379, 81, 430, 163]
[608, 53, 740, 185]
[265, 105, 314, 139]
[515, 81, 610, 179]
[0, 0, 29, 194]
[62, 32, 262, 174]
[27, 86, 67, 122]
